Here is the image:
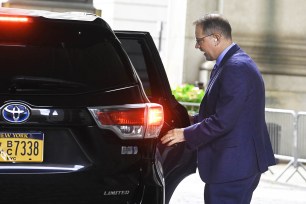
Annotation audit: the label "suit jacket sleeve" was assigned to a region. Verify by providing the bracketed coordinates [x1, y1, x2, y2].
[184, 59, 252, 150]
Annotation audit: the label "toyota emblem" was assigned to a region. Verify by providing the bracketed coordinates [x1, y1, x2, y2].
[2, 103, 30, 123]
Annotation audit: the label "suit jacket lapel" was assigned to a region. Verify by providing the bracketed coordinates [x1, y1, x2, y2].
[205, 44, 241, 94]
[199, 44, 241, 119]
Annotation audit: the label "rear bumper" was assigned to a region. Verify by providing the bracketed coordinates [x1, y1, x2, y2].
[0, 153, 165, 204]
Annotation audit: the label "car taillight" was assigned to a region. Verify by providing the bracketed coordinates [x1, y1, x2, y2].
[88, 103, 164, 139]
[0, 16, 30, 23]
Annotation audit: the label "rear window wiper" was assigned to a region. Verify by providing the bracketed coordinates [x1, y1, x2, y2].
[9, 76, 88, 93]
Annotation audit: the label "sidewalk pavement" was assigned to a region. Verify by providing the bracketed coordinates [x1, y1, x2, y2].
[170, 162, 306, 204]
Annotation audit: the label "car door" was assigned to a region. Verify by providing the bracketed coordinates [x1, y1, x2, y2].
[115, 31, 197, 204]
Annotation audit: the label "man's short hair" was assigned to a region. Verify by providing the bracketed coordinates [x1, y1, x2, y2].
[193, 13, 232, 40]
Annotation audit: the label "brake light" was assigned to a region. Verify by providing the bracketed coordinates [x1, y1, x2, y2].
[148, 106, 163, 126]
[0, 16, 30, 23]
[88, 103, 164, 139]
[97, 108, 144, 125]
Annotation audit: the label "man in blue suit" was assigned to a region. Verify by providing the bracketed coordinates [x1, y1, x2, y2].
[161, 13, 275, 204]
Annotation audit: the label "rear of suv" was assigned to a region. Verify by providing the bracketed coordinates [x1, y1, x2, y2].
[0, 8, 196, 204]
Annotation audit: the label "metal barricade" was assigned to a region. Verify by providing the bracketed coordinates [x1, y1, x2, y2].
[265, 108, 296, 159]
[264, 108, 298, 181]
[293, 112, 306, 181]
[297, 112, 306, 160]
[179, 102, 306, 182]
[274, 112, 306, 182]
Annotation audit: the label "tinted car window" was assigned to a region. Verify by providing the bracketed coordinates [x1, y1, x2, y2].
[0, 21, 134, 94]
[119, 38, 152, 96]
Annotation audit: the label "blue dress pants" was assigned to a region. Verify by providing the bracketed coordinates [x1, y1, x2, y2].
[204, 173, 261, 204]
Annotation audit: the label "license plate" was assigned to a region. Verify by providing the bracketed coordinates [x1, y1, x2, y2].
[0, 132, 44, 162]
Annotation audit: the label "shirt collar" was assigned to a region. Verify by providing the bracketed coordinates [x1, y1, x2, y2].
[215, 42, 236, 66]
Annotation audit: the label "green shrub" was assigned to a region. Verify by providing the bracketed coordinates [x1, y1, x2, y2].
[171, 84, 204, 114]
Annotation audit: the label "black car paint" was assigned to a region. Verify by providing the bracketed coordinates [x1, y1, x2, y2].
[115, 31, 197, 203]
[0, 8, 196, 204]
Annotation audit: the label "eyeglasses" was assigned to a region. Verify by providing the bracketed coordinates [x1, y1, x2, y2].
[195, 34, 213, 45]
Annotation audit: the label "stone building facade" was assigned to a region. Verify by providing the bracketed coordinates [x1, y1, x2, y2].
[166, 0, 306, 111]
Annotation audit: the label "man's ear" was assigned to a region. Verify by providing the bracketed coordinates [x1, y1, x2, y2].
[213, 33, 221, 46]
[214, 33, 221, 41]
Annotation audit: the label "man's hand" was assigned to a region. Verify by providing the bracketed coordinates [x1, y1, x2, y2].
[161, 128, 185, 146]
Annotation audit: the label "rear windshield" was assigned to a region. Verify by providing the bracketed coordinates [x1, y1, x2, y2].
[0, 19, 135, 94]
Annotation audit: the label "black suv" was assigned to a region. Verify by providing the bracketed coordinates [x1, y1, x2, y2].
[0, 8, 196, 204]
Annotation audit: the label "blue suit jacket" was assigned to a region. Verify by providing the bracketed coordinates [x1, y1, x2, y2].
[184, 44, 275, 184]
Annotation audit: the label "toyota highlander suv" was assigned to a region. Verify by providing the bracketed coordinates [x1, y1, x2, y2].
[0, 7, 196, 204]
